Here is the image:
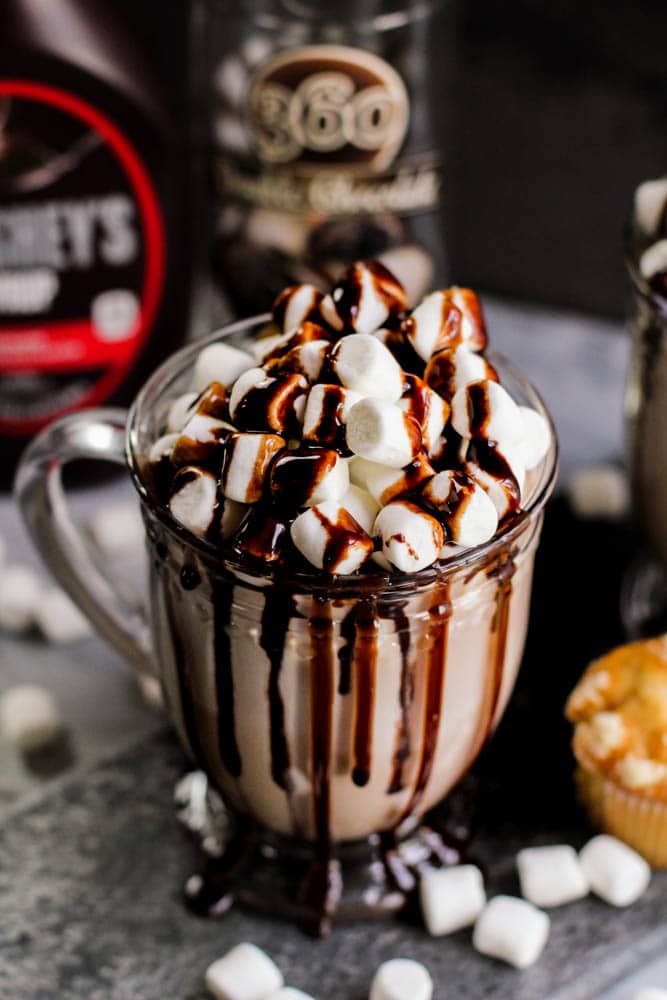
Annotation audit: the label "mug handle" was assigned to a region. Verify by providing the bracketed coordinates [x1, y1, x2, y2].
[14, 408, 155, 677]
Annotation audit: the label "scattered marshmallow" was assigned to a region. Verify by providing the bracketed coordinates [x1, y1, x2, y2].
[422, 469, 498, 547]
[567, 464, 629, 521]
[339, 485, 380, 534]
[0, 684, 63, 751]
[330, 333, 404, 402]
[516, 845, 589, 908]
[267, 990, 315, 1000]
[320, 260, 406, 335]
[270, 449, 349, 508]
[425, 344, 499, 403]
[374, 501, 444, 573]
[191, 341, 255, 393]
[291, 501, 374, 574]
[473, 895, 550, 969]
[221, 432, 285, 504]
[579, 834, 651, 907]
[34, 588, 92, 644]
[640, 239, 667, 281]
[346, 397, 422, 468]
[450, 379, 523, 444]
[302, 384, 364, 448]
[167, 392, 198, 432]
[87, 500, 145, 557]
[169, 466, 218, 537]
[517, 406, 551, 469]
[369, 958, 433, 1000]
[635, 178, 667, 235]
[420, 864, 486, 937]
[0, 564, 42, 633]
[204, 942, 284, 1000]
[272, 283, 324, 332]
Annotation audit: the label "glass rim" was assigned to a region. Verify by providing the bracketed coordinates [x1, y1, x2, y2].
[126, 314, 559, 592]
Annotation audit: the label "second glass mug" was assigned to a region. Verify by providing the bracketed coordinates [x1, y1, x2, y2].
[15, 315, 557, 931]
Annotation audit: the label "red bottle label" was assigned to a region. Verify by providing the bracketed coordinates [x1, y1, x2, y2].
[0, 80, 165, 435]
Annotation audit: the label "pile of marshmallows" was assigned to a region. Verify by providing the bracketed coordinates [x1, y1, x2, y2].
[203, 834, 653, 1000]
[151, 261, 551, 574]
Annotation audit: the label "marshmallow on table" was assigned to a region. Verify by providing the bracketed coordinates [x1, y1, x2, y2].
[359, 453, 435, 506]
[205, 942, 283, 1000]
[191, 341, 255, 393]
[640, 240, 667, 281]
[87, 500, 145, 557]
[35, 588, 92, 644]
[272, 283, 324, 331]
[0, 684, 63, 751]
[291, 501, 374, 574]
[264, 340, 330, 382]
[399, 374, 449, 453]
[473, 895, 550, 969]
[229, 369, 308, 435]
[169, 466, 218, 537]
[516, 845, 589, 908]
[221, 432, 285, 504]
[632, 990, 667, 1000]
[566, 464, 629, 521]
[450, 379, 524, 444]
[422, 469, 498, 547]
[634, 178, 667, 235]
[339, 485, 380, 534]
[320, 260, 407, 335]
[167, 391, 198, 432]
[171, 414, 231, 467]
[424, 344, 499, 403]
[517, 406, 551, 469]
[0, 564, 42, 633]
[420, 864, 486, 936]
[346, 397, 422, 468]
[330, 333, 404, 402]
[374, 501, 444, 573]
[369, 958, 433, 1000]
[270, 448, 349, 508]
[302, 383, 364, 449]
[266, 990, 314, 1000]
[579, 834, 651, 907]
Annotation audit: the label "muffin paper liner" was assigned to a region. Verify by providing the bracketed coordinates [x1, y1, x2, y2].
[577, 766, 667, 868]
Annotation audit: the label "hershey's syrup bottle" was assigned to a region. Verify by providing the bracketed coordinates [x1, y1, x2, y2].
[192, 0, 452, 321]
[0, 0, 189, 486]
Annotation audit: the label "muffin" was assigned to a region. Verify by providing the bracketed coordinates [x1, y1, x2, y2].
[566, 635, 667, 867]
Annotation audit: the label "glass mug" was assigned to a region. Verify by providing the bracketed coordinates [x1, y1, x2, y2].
[15, 316, 557, 932]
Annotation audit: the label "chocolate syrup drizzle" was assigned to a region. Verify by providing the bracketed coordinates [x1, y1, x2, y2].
[260, 587, 301, 790]
[350, 599, 378, 788]
[385, 601, 414, 795]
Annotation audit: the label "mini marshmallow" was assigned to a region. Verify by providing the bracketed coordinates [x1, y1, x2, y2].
[450, 379, 524, 444]
[422, 469, 498, 547]
[339, 485, 380, 534]
[378, 243, 433, 307]
[270, 449, 349, 508]
[171, 414, 230, 467]
[399, 374, 449, 453]
[374, 501, 444, 573]
[264, 340, 330, 381]
[192, 381, 230, 420]
[204, 942, 284, 1000]
[221, 432, 285, 504]
[35, 588, 92, 644]
[191, 341, 255, 393]
[566, 464, 629, 521]
[640, 239, 667, 281]
[0, 684, 63, 751]
[473, 895, 550, 969]
[516, 845, 589, 908]
[291, 501, 374, 574]
[424, 344, 499, 403]
[228, 367, 268, 418]
[403, 290, 463, 361]
[229, 369, 308, 435]
[579, 834, 651, 907]
[320, 260, 406, 335]
[167, 392, 198, 432]
[346, 397, 422, 468]
[302, 384, 364, 449]
[634, 177, 667, 235]
[369, 958, 433, 1000]
[169, 467, 218, 537]
[260, 322, 332, 365]
[272, 283, 323, 331]
[0, 564, 42, 633]
[330, 333, 404, 402]
[419, 864, 486, 936]
[148, 432, 179, 464]
[87, 500, 145, 557]
[267, 990, 315, 1000]
[362, 453, 435, 506]
[517, 406, 551, 469]
[446, 286, 488, 350]
[462, 438, 525, 518]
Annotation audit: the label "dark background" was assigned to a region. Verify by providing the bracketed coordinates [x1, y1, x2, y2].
[115, 0, 667, 319]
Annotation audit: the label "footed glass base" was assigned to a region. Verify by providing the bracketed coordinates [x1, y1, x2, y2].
[621, 554, 667, 639]
[175, 772, 479, 937]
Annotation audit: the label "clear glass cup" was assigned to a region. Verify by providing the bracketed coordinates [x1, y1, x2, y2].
[15, 315, 557, 930]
